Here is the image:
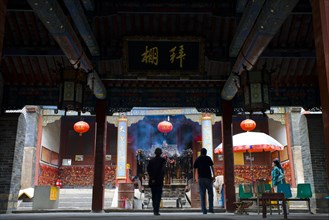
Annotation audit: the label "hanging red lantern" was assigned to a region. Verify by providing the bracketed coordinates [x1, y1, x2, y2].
[73, 121, 90, 136]
[240, 119, 256, 131]
[157, 121, 173, 133]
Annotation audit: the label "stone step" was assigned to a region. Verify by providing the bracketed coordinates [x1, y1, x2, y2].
[18, 201, 113, 209]
[17, 188, 114, 210]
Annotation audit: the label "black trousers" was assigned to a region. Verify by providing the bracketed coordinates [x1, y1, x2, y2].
[151, 185, 163, 213]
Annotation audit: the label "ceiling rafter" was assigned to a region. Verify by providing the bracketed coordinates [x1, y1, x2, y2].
[221, 0, 300, 100]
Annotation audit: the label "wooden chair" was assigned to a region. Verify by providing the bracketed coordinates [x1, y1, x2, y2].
[234, 201, 253, 215]
[237, 183, 257, 214]
[255, 182, 272, 214]
[238, 183, 256, 200]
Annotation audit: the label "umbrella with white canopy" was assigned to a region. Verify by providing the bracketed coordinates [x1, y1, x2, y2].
[214, 131, 284, 154]
[214, 131, 284, 183]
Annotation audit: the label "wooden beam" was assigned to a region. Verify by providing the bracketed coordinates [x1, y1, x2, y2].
[229, 0, 265, 57]
[26, 0, 106, 99]
[222, 0, 299, 100]
[63, 0, 99, 56]
[81, 0, 94, 11]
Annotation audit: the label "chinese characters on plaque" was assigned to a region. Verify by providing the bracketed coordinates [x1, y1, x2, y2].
[124, 37, 203, 73]
[141, 45, 186, 68]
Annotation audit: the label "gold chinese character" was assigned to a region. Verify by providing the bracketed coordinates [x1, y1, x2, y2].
[170, 45, 186, 68]
[141, 46, 159, 65]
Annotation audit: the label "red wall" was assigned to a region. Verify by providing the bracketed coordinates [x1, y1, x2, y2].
[59, 165, 116, 187]
[37, 164, 117, 187]
[38, 164, 58, 185]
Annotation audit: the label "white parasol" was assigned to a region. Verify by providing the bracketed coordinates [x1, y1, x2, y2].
[214, 131, 284, 183]
[214, 132, 284, 154]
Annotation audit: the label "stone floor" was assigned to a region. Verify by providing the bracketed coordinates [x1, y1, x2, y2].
[17, 188, 312, 212]
[2, 212, 329, 220]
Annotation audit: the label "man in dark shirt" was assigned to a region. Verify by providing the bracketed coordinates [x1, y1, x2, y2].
[147, 148, 166, 215]
[193, 148, 215, 214]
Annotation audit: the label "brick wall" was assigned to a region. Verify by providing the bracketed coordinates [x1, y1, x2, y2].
[0, 114, 25, 213]
[0, 0, 8, 111]
[0, 0, 7, 64]
[300, 114, 329, 213]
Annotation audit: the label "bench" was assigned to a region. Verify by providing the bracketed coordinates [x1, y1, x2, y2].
[286, 197, 312, 213]
[278, 183, 313, 214]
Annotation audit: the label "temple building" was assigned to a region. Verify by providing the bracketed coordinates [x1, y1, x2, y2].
[0, 0, 328, 214]
[17, 106, 299, 210]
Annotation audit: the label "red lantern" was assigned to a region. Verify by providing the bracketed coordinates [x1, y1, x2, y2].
[157, 121, 173, 133]
[240, 119, 256, 131]
[73, 121, 90, 136]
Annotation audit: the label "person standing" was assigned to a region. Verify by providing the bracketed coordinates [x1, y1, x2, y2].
[271, 158, 285, 192]
[193, 148, 215, 214]
[147, 148, 166, 216]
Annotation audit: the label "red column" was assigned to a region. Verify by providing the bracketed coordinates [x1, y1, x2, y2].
[285, 113, 296, 188]
[221, 99, 235, 212]
[34, 113, 43, 186]
[92, 99, 107, 212]
[312, 0, 329, 183]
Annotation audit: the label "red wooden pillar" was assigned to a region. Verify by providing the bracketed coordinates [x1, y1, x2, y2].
[34, 112, 43, 186]
[92, 99, 107, 212]
[221, 99, 235, 212]
[312, 0, 329, 183]
[285, 113, 296, 188]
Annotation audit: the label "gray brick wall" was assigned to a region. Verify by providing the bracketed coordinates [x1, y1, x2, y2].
[23, 108, 39, 148]
[289, 107, 302, 146]
[299, 114, 329, 213]
[288, 108, 305, 184]
[21, 108, 40, 188]
[0, 113, 26, 213]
